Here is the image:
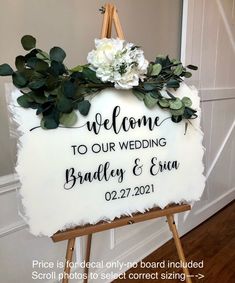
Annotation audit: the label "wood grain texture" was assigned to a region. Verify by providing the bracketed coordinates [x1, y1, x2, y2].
[113, 200, 235, 283]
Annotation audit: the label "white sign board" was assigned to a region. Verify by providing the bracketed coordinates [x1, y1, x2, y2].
[9, 83, 205, 236]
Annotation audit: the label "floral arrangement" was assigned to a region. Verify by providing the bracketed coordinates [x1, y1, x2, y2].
[0, 35, 198, 129]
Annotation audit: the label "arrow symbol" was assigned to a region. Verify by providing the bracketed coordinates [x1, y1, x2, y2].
[187, 273, 204, 280]
[197, 273, 205, 280]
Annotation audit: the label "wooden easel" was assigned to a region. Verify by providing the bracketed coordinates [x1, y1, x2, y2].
[51, 4, 193, 283]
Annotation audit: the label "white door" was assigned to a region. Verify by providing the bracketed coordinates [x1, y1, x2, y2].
[178, 0, 235, 235]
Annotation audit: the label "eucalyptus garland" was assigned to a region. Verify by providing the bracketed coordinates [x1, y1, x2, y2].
[0, 35, 198, 129]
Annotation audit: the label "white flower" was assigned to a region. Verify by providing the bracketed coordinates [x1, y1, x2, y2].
[87, 38, 149, 89]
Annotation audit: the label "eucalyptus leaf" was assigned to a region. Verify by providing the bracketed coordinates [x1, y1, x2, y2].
[57, 97, 73, 113]
[144, 93, 158, 109]
[21, 35, 36, 51]
[17, 95, 31, 108]
[49, 61, 66, 76]
[184, 72, 192, 78]
[30, 92, 47, 104]
[60, 111, 77, 127]
[149, 90, 161, 99]
[143, 82, 157, 91]
[182, 97, 192, 107]
[46, 75, 60, 90]
[63, 80, 76, 98]
[35, 60, 49, 72]
[159, 98, 170, 108]
[184, 107, 197, 119]
[171, 115, 182, 123]
[77, 100, 91, 116]
[82, 67, 101, 83]
[0, 64, 14, 76]
[187, 64, 198, 70]
[26, 57, 38, 69]
[28, 79, 45, 90]
[151, 64, 162, 76]
[70, 65, 83, 72]
[36, 49, 50, 60]
[41, 116, 59, 129]
[12, 72, 27, 87]
[170, 106, 185, 116]
[132, 89, 145, 101]
[174, 64, 183, 76]
[166, 79, 180, 89]
[49, 47, 66, 63]
[15, 56, 25, 71]
[169, 98, 183, 110]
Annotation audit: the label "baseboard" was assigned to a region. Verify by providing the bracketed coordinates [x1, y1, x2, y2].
[179, 187, 235, 236]
[0, 220, 27, 238]
[0, 173, 20, 194]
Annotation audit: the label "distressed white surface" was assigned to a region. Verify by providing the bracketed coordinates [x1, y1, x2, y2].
[9, 83, 205, 236]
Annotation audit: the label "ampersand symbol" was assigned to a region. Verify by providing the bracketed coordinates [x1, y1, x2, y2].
[133, 158, 143, 176]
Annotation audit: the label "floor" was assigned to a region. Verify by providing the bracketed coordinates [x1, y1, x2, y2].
[113, 201, 235, 283]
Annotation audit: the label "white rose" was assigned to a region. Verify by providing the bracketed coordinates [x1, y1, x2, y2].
[87, 38, 124, 68]
[87, 38, 149, 89]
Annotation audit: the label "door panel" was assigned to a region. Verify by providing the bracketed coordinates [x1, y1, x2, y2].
[179, 0, 235, 235]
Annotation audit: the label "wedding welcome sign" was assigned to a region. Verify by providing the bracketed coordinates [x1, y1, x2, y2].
[9, 83, 205, 237]
[1, 35, 205, 237]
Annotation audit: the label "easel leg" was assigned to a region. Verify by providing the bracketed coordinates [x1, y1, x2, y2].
[62, 238, 75, 283]
[166, 214, 192, 283]
[83, 234, 92, 283]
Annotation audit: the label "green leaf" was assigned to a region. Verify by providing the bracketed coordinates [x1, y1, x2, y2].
[49, 47, 66, 63]
[187, 64, 198, 70]
[151, 64, 162, 76]
[49, 61, 66, 76]
[26, 57, 38, 69]
[184, 72, 192, 78]
[132, 89, 145, 101]
[57, 97, 73, 113]
[45, 75, 60, 90]
[0, 64, 14, 76]
[174, 64, 183, 76]
[82, 67, 101, 83]
[35, 60, 49, 72]
[36, 50, 50, 60]
[28, 79, 45, 90]
[60, 111, 78, 127]
[41, 116, 59, 129]
[170, 106, 185, 116]
[147, 64, 153, 76]
[21, 35, 36, 51]
[182, 97, 192, 107]
[169, 98, 183, 110]
[166, 79, 180, 88]
[15, 56, 25, 71]
[143, 82, 158, 91]
[183, 107, 197, 119]
[149, 90, 161, 99]
[17, 95, 31, 108]
[144, 93, 158, 109]
[159, 98, 170, 108]
[12, 72, 27, 87]
[77, 100, 91, 116]
[70, 65, 83, 72]
[63, 80, 76, 98]
[171, 115, 182, 123]
[32, 95, 47, 104]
